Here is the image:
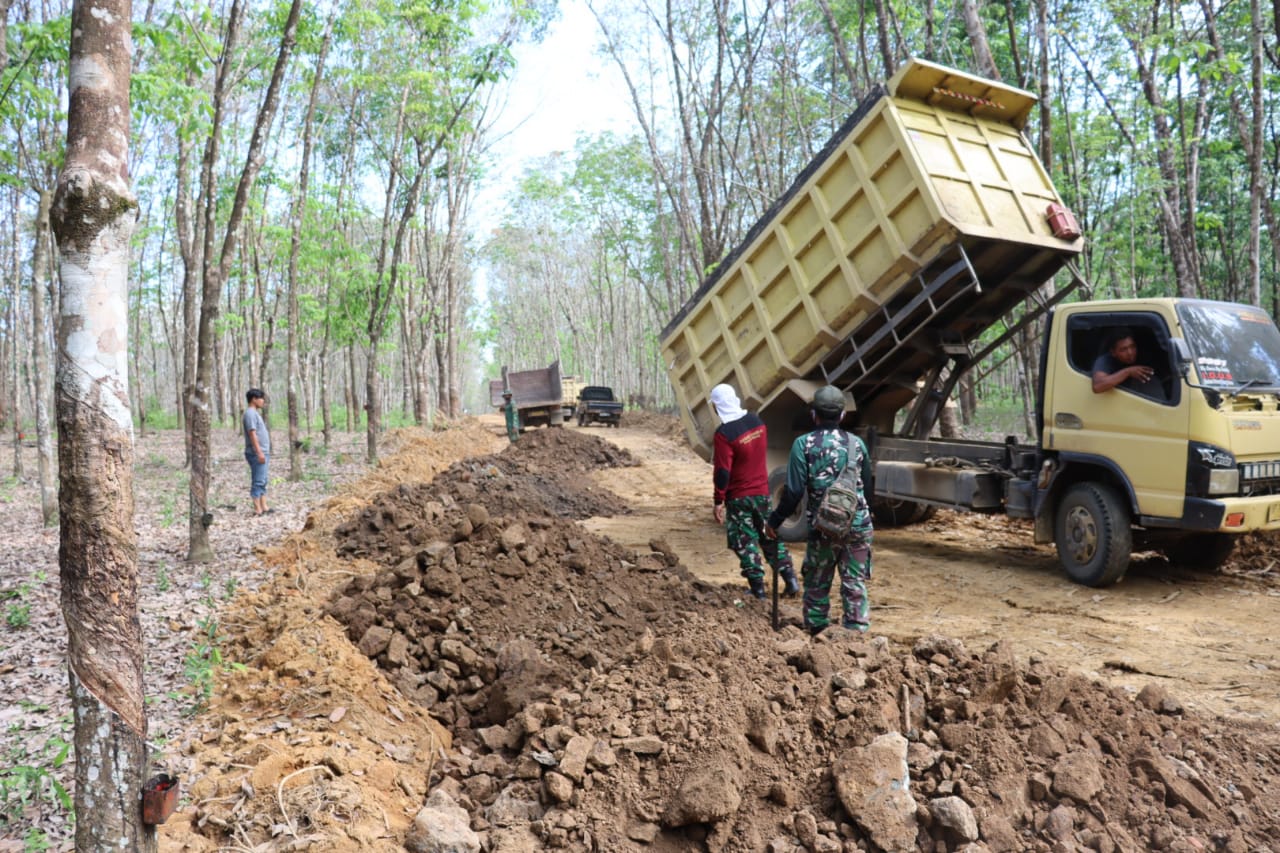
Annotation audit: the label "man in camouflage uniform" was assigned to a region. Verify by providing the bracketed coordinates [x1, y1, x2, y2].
[711, 384, 799, 600]
[502, 391, 520, 442]
[766, 385, 873, 634]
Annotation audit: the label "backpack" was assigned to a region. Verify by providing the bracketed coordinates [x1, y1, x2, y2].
[811, 431, 871, 544]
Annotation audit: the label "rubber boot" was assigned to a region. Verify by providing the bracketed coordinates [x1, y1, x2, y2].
[748, 579, 766, 600]
[780, 567, 800, 598]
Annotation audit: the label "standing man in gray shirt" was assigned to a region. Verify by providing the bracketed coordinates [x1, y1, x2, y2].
[243, 388, 272, 516]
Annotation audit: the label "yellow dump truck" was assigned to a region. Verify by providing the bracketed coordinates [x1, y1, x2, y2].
[661, 58, 1280, 586]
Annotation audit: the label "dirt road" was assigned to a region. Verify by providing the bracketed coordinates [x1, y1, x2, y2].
[583, 421, 1280, 724]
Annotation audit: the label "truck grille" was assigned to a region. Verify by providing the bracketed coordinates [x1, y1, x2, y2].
[1240, 460, 1280, 495]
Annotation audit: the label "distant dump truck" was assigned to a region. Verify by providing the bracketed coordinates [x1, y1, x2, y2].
[560, 375, 585, 421]
[489, 361, 565, 430]
[661, 58, 1280, 586]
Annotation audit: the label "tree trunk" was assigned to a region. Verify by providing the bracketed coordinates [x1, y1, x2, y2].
[50, 0, 153, 847]
[188, 0, 302, 561]
[175, 70, 199, 452]
[959, 0, 1000, 79]
[8, 284, 21, 479]
[1035, 0, 1052, 171]
[30, 188, 57, 525]
[871, 0, 896, 77]
[1246, 0, 1264, 306]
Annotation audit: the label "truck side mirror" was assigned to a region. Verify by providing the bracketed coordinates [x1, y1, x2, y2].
[1172, 338, 1192, 375]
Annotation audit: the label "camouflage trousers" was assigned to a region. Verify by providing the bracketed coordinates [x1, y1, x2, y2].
[725, 495, 793, 583]
[801, 530, 872, 632]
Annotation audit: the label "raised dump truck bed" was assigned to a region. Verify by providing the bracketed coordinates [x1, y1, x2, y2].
[490, 361, 565, 429]
[661, 59, 1084, 460]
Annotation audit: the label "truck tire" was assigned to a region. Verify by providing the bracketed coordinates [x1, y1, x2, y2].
[1164, 533, 1236, 571]
[871, 498, 931, 526]
[767, 467, 810, 542]
[1054, 482, 1131, 587]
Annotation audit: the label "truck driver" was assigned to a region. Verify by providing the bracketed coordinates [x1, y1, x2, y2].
[1091, 329, 1165, 401]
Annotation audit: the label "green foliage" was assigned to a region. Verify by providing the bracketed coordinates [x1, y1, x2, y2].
[181, 613, 246, 712]
[0, 729, 72, 833]
[156, 563, 171, 594]
[2, 584, 33, 629]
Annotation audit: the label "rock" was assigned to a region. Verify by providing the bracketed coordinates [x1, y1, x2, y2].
[478, 725, 517, 752]
[466, 503, 489, 529]
[616, 735, 665, 755]
[832, 668, 867, 690]
[1043, 803, 1075, 840]
[794, 810, 819, 848]
[977, 813, 1019, 850]
[386, 632, 410, 667]
[1136, 683, 1184, 715]
[661, 765, 742, 827]
[406, 790, 481, 853]
[930, 797, 978, 842]
[485, 786, 544, 828]
[487, 828, 541, 853]
[1027, 723, 1067, 759]
[559, 735, 592, 781]
[1051, 751, 1104, 803]
[913, 634, 966, 662]
[420, 541, 452, 565]
[626, 821, 660, 843]
[937, 722, 975, 750]
[832, 732, 918, 853]
[439, 639, 480, 672]
[1130, 747, 1224, 821]
[1028, 773, 1051, 800]
[588, 740, 617, 769]
[358, 625, 393, 658]
[906, 742, 939, 773]
[487, 640, 559, 724]
[500, 523, 527, 551]
[544, 771, 573, 803]
[746, 701, 779, 755]
[424, 565, 461, 597]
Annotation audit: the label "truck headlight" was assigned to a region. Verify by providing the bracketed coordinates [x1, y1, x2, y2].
[1208, 468, 1240, 496]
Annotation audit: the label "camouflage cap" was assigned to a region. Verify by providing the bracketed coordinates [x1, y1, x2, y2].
[812, 385, 845, 414]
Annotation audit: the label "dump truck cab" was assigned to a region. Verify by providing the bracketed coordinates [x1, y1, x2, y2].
[1037, 299, 1280, 583]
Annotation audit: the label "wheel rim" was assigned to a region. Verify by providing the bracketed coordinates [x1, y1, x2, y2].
[1063, 504, 1097, 565]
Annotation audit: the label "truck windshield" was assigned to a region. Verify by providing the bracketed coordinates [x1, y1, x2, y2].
[1177, 302, 1280, 390]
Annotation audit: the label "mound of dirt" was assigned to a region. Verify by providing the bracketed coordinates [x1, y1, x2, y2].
[321, 434, 1280, 851]
[332, 430, 635, 562]
[625, 410, 689, 444]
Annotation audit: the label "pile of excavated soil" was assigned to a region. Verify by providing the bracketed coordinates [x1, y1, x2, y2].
[621, 410, 688, 444]
[162, 419, 1280, 852]
[323, 431, 1280, 851]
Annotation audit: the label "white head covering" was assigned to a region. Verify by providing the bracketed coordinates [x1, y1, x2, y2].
[710, 383, 747, 424]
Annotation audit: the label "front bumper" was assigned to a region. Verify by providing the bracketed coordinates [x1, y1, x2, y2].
[1163, 495, 1280, 532]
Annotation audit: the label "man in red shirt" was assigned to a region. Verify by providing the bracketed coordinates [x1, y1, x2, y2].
[711, 384, 798, 599]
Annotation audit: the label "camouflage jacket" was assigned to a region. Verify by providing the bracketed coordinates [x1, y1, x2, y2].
[768, 427, 872, 531]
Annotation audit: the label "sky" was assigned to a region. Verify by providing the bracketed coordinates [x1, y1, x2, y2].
[474, 0, 637, 228]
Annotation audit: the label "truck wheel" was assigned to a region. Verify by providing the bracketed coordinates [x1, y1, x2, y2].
[767, 467, 809, 542]
[1054, 482, 1131, 587]
[1164, 534, 1236, 572]
[871, 498, 931, 526]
